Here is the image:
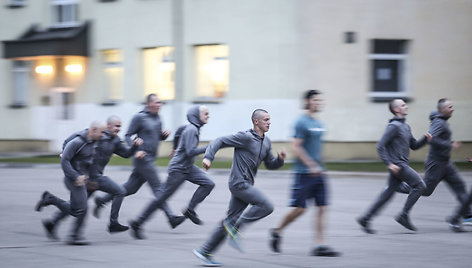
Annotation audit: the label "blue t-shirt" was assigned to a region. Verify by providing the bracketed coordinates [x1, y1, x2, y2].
[293, 114, 326, 173]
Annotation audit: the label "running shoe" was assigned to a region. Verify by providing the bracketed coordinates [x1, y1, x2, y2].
[169, 215, 186, 229]
[66, 235, 90, 246]
[108, 222, 129, 233]
[193, 249, 222, 267]
[356, 217, 376, 234]
[93, 197, 104, 218]
[35, 191, 53, 212]
[184, 209, 203, 225]
[447, 216, 465, 233]
[42, 220, 58, 240]
[312, 245, 341, 257]
[269, 228, 281, 253]
[462, 215, 472, 226]
[395, 213, 417, 231]
[129, 220, 145, 240]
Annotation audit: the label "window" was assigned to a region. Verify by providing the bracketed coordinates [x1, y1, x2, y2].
[51, 0, 79, 27]
[142, 47, 175, 100]
[101, 49, 123, 104]
[10, 61, 30, 108]
[369, 39, 409, 101]
[195, 44, 229, 99]
[51, 88, 74, 120]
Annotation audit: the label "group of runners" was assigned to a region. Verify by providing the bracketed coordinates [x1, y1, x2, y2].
[34, 91, 471, 266]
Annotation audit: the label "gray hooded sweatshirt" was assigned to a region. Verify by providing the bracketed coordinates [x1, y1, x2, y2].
[168, 106, 207, 173]
[61, 130, 96, 182]
[426, 111, 453, 163]
[377, 117, 427, 166]
[63, 129, 138, 178]
[204, 129, 284, 188]
[125, 108, 166, 160]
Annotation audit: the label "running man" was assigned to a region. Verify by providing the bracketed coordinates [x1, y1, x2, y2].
[193, 109, 286, 267]
[129, 105, 215, 239]
[397, 98, 472, 223]
[357, 99, 430, 234]
[269, 89, 339, 256]
[36, 116, 143, 240]
[93, 94, 185, 231]
[35, 121, 105, 245]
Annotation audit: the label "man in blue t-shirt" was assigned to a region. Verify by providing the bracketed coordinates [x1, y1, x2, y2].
[269, 89, 340, 257]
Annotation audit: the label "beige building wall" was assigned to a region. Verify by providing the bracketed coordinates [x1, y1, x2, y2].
[0, 0, 471, 161]
[299, 0, 472, 143]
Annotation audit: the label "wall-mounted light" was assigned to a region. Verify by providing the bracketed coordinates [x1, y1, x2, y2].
[35, 65, 53, 74]
[65, 64, 83, 73]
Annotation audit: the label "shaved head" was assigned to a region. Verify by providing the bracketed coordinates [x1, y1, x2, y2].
[389, 99, 403, 115]
[107, 115, 121, 125]
[437, 98, 454, 118]
[251, 109, 268, 123]
[88, 121, 106, 141]
[437, 98, 449, 110]
[106, 115, 122, 136]
[90, 120, 105, 129]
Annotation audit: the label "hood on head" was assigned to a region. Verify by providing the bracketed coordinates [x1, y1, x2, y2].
[187, 106, 204, 128]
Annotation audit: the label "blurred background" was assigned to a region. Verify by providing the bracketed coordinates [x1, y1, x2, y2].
[1, 0, 471, 161]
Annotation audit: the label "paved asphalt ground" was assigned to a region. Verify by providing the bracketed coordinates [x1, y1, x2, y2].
[1, 164, 471, 268]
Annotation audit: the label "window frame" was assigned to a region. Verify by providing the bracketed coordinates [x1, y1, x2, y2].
[142, 46, 176, 101]
[101, 49, 124, 105]
[9, 60, 30, 109]
[193, 44, 230, 102]
[368, 40, 410, 102]
[51, 0, 80, 28]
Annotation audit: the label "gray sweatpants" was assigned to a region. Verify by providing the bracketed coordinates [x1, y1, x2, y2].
[136, 165, 215, 225]
[47, 177, 88, 238]
[201, 181, 274, 254]
[362, 164, 426, 220]
[50, 175, 126, 225]
[97, 158, 175, 219]
[397, 162, 471, 216]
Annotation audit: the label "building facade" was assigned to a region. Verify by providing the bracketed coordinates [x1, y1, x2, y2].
[1, 0, 471, 160]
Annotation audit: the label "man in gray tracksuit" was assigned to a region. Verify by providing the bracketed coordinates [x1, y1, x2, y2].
[93, 94, 184, 230]
[397, 98, 472, 220]
[35, 121, 106, 245]
[129, 105, 215, 239]
[357, 99, 430, 234]
[37, 116, 141, 239]
[193, 109, 286, 267]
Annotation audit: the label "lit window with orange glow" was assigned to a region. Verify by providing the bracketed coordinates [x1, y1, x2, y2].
[195, 45, 229, 99]
[142, 47, 175, 100]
